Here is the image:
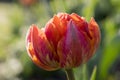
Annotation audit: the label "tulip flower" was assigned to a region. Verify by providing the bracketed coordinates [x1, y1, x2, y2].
[19, 0, 38, 6]
[26, 13, 100, 71]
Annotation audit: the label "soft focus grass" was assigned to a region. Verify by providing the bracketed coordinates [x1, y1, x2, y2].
[0, 0, 120, 80]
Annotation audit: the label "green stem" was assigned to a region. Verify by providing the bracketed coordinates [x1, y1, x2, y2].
[65, 69, 75, 80]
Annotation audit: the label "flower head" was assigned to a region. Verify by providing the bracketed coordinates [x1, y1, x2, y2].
[26, 13, 101, 71]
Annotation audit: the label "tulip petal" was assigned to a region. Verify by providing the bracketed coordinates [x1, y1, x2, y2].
[71, 13, 92, 39]
[26, 25, 51, 70]
[26, 25, 59, 71]
[89, 18, 101, 44]
[53, 15, 67, 36]
[26, 25, 35, 58]
[86, 18, 101, 61]
[70, 13, 84, 22]
[45, 15, 67, 49]
[57, 20, 90, 68]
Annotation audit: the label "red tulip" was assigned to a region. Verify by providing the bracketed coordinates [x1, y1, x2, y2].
[19, 0, 38, 6]
[26, 13, 101, 71]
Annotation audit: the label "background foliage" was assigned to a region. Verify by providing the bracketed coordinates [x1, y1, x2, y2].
[0, 0, 120, 80]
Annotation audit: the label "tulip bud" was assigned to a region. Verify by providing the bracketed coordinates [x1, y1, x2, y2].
[26, 13, 101, 71]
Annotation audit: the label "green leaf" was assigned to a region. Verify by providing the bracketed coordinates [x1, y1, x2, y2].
[74, 64, 88, 80]
[90, 66, 97, 80]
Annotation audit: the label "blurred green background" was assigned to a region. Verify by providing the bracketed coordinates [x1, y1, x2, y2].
[0, 0, 120, 80]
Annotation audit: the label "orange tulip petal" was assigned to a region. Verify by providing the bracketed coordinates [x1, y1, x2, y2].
[45, 22, 60, 49]
[45, 15, 67, 49]
[26, 25, 59, 71]
[85, 18, 101, 61]
[26, 25, 53, 70]
[70, 13, 83, 22]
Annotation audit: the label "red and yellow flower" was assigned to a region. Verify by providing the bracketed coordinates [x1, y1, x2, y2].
[26, 13, 101, 71]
